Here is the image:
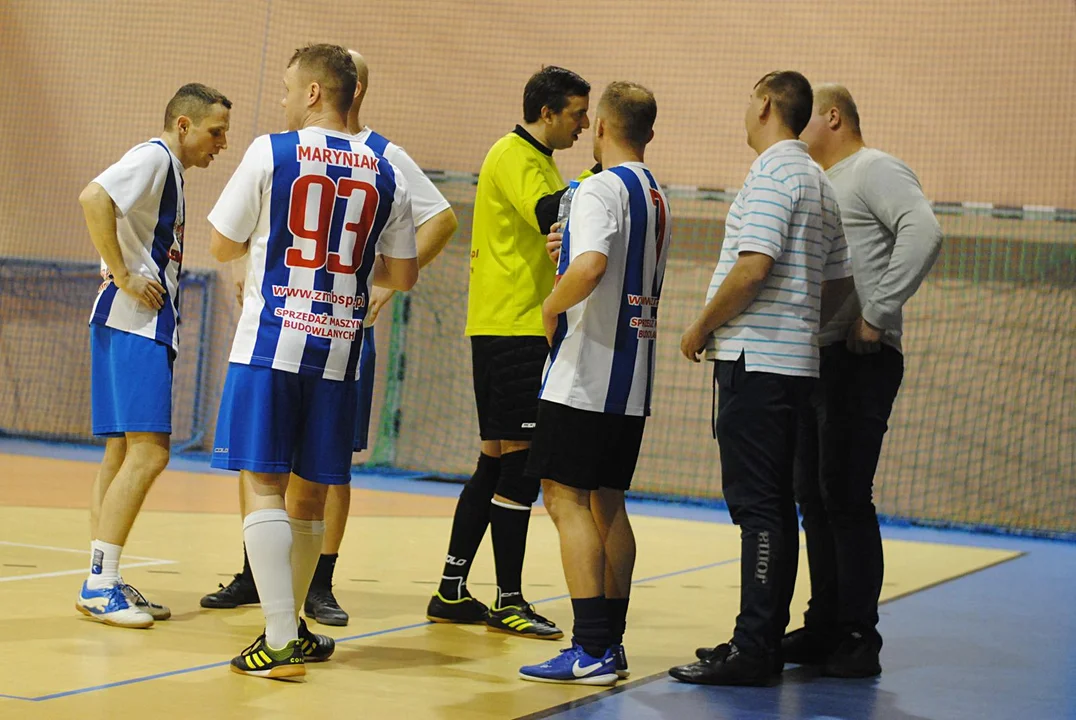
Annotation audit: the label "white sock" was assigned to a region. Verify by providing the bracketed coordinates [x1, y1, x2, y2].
[244, 509, 296, 649]
[87, 540, 123, 590]
[289, 517, 325, 620]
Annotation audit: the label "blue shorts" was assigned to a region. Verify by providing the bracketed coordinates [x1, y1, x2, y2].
[211, 363, 359, 485]
[353, 325, 376, 452]
[90, 324, 173, 437]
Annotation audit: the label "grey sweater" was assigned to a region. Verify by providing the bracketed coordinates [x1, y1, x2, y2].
[818, 147, 943, 353]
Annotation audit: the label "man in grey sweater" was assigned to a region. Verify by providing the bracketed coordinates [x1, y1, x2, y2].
[788, 84, 943, 677]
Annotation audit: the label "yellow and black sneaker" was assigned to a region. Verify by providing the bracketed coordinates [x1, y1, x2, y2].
[298, 618, 335, 662]
[230, 634, 305, 680]
[426, 591, 490, 624]
[486, 602, 563, 640]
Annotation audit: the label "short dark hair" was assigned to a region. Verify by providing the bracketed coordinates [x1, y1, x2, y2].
[599, 81, 657, 147]
[522, 66, 590, 123]
[163, 83, 231, 129]
[288, 43, 357, 116]
[753, 71, 813, 136]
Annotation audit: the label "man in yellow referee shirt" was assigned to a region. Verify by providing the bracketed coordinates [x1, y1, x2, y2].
[426, 66, 591, 639]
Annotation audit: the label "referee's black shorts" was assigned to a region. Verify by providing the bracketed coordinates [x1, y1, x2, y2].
[525, 400, 646, 492]
[470, 335, 549, 442]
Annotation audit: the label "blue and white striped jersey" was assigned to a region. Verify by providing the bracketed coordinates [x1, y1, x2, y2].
[705, 139, 852, 377]
[208, 127, 417, 382]
[541, 163, 671, 417]
[355, 127, 451, 229]
[89, 139, 185, 352]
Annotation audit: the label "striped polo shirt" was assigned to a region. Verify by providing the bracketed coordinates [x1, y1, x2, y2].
[705, 139, 852, 378]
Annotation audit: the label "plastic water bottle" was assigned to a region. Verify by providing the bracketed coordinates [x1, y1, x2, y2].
[557, 180, 580, 230]
[553, 180, 579, 284]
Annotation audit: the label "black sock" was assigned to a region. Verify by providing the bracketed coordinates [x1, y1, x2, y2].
[311, 553, 337, 591]
[572, 597, 611, 658]
[490, 501, 531, 607]
[242, 544, 252, 580]
[438, 454, 500, 600]
[490, 450, 533, 607]
[607, 597, 630, 646]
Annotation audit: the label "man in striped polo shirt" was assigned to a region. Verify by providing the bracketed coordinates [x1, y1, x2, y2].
[670, 71, 855, 686]
[784, 84, 942, 678]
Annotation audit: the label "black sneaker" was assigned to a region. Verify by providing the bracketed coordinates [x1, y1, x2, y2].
[613, 644, 630, 679]
[486, 602, 563, 640]
[671, 642, 774, 686]
[782, 627, 840, 665]
[304, 586, 349, 627]
[201, 573, 259, 609]
[230, 634, 305, 680]
[426, 591, 490, 624]
[297, 618, 336, 662]
[822, 631, 881, 678]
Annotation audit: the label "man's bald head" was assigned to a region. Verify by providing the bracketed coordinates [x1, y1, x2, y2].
[597, 81, 657, 148]
[348, 49, 369, 104]
[814, 84, 861, 137]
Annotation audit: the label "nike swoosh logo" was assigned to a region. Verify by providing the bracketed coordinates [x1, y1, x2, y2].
[572, 659, 605, 677]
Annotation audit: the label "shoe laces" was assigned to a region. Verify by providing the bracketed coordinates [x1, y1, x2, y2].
[310, 585, 340, 604]
[706, 642, 734, 663]
[221, 573, 250, 591]
[241, 633, 267, 655]
[120, 583, 149, 606]
[522, 604, 553, 625]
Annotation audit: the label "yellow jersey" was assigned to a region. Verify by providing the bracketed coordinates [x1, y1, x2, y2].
[465, 128, 565, 337]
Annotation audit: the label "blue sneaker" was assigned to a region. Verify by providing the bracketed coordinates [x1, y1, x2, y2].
[519, 643, 618, 686]
[613, 644, 630, 679]
[76, 581, 154, 628]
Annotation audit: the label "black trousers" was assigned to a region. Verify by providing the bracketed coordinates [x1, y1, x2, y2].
[793, 343, 904, 643]
[714, 354, 813, 657]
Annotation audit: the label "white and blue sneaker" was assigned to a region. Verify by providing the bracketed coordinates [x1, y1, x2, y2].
[613, 644, 630, 679]
[76, 581, 154, 628]
[519, 643, 618, 686]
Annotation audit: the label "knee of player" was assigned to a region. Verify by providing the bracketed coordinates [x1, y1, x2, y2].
[492, 449, 539, 506]
[536, 481, 564, 519]
[102, 437, 128, 470]
[125, 442, 170, 478]
[289, 481, 329, 519]
[592, 488, 629, 525]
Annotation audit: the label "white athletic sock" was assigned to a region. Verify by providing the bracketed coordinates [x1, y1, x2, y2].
[289, 517, 325, 620]
[86, 540, 123, 590]
[244, 509, 296, 649]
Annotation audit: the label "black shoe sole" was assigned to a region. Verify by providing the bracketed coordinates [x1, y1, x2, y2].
[668, 668, 774, 687]
[201, 597, 259, 609]
[485, 624, 564, 641]
[307, 611, 349, 627]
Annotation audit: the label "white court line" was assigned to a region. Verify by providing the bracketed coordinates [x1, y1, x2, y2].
[0, 540, 176, 582]
[0, 559, 175, 583]
[0, 540, 169, 562]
